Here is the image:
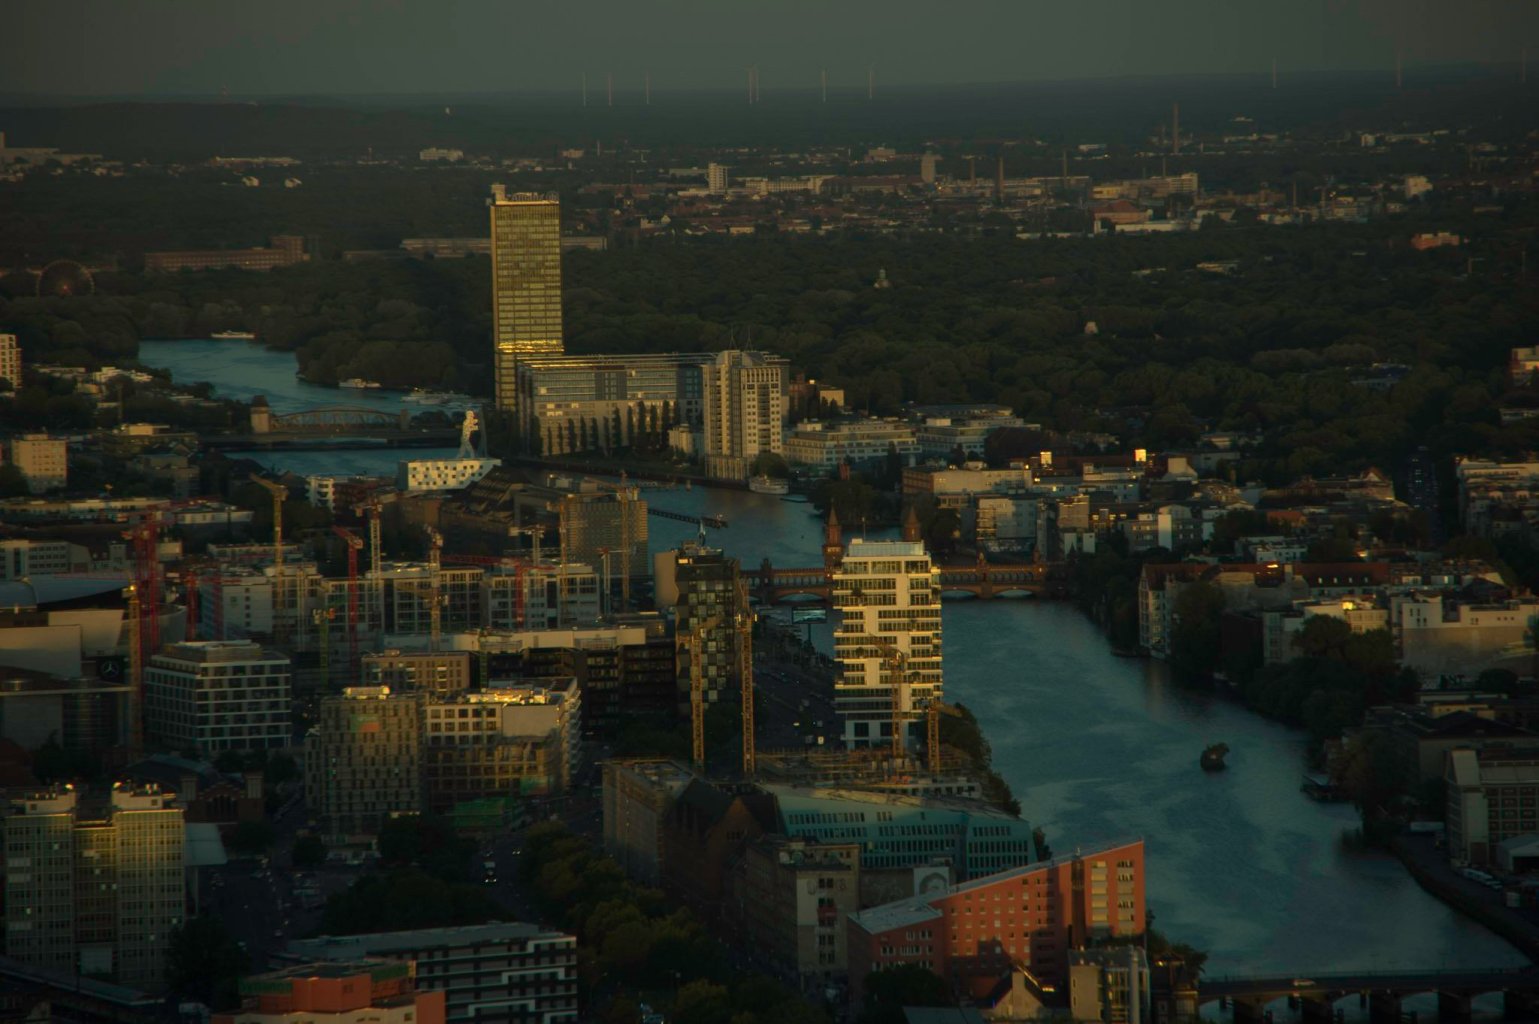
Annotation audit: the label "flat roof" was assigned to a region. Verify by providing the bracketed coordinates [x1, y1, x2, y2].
[843, 540, 928, 558]
[288, 921, 571, 960]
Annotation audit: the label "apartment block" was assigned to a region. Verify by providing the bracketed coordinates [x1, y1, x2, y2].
[702, 349, 789, 481]
[786, 419, 919, 473]
[288, 923, 576, 1024]
[0, 538, 89, 579]
[1447, 749, 1539, 866]
[144, 641, 292, 754]
[726, 835, 861, 989]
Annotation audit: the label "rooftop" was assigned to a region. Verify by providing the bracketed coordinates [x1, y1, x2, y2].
[849, 838, 1143, 936]
[843, 539, 928, 559]
[287, 921, 569, 960]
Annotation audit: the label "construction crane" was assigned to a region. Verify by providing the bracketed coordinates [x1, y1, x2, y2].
[313, 606, 335, 689]
[845, 631, 914, 765]
[251, 477, 289, 643]
[736, 577, 757, 778]
[124, 584, 144, 758]
[683, 614, 722, 771]
[331, 525, 364, 676]
[924, 698, 965, 776]
[587, 476, 640, 611]
[351, 491, 398, 643]
[424, 526, 444, 651]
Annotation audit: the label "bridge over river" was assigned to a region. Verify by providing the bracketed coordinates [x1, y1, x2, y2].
[1202, 967, 1539, 1022]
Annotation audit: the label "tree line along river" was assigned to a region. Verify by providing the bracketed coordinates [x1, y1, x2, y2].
[141, 340, 1526, 1015]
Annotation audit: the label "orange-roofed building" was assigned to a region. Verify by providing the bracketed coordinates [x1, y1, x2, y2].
[214, 961, 446, 1024]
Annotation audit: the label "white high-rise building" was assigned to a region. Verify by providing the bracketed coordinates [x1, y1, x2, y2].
[702, 349, 789, 481]
[831, 538, 942, 749]
[0, 333, 20, 389]
[707, 162, 730, 194]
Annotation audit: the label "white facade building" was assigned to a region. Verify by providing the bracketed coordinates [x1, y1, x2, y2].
[785, 419, 918, 473]
[8, 435, 67, 493]
[831, 539, 942, 749]
[396, 457, 501, 493]
[0, 539, 89, 579]
[702, 350, 789, 481]
[144, 640, 292, 753]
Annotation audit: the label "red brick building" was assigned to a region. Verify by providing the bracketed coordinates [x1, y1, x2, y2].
[214, 960, 445, 1024]
[846, 840, 1145, 1004]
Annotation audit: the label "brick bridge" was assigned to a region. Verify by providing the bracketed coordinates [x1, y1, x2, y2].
[744, 558, 1067, 605]
[1201, 968, 1539, 1023]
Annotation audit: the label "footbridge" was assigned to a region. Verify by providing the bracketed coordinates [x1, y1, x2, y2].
[1202, 968, 1539, 1023]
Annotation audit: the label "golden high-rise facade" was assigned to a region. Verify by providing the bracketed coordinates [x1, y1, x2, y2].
[490, 186, 564, 413]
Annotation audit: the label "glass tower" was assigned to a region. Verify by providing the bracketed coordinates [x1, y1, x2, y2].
[490, 186, 564, 412]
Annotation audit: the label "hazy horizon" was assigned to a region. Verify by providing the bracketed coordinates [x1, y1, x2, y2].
[3, 0, 1535, 99]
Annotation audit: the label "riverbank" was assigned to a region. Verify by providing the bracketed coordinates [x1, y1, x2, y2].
[1392, 832, 1539, 964]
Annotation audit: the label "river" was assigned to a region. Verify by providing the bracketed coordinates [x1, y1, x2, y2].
[141, 339, 1522, 998]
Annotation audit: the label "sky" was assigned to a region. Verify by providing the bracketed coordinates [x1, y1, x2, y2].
[2, 0, 1536, 97]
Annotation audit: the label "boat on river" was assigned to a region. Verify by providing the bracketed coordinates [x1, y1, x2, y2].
[339, 378, 382, 389]
[1201, 743, 1230, 772]
[211, 330, 256, 340]
[749, 475, 790, 496]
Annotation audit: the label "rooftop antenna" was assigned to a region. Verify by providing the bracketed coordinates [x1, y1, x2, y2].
[1171, 102, 1180, 155]
[821, 67, 828, 104]
[582, 72, 588, 108]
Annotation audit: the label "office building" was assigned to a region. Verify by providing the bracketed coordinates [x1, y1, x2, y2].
[702, 349, 790, 481]
[551, 488, 648, 594]
[602, 759, 697, 887]
[8, 434, 68, 493]
[513, 352, 710, 455]
[0, 332, 19, 388]
[423, 682, 581, 812]
[484, 562, 602, 630]
[1, 784, 185, 990]
[1447, 749, 1539, 866]
[396, 457, 501, 493]
[144, 235, 308, 273]
[0, 538, 89, 579]
[727, 835, 861, 989]
[0, 673, 131, 752]
[490, 187, 564, 413]
[287, 923, 576, 1024]
[832, 538, 943, 749]
[1069, 947, 1152, 1024]
[305, 687, 425, 840]
[770, 785, 1037, 880]
[144, 641, 292, 754]
[362, 650, 474, 696]
[214, 960, 445, 1024]
[785, 419, 918, 473]
[847, 840, 1146, 1005]
[672, 545, 745, 710]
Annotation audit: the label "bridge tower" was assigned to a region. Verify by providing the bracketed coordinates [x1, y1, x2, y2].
[822, 508, 844, 574]
[901, 503, 921, 543]
[250, 395, 272, 434]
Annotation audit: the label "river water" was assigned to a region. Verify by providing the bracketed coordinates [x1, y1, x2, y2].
[141, 340, 1522, 993]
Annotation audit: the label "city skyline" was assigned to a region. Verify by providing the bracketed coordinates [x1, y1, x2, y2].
[3, 1, 1537, 98]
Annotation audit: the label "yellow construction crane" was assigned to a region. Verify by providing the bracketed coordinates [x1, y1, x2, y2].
[424, 526, 443, 651]
[683, 614, 722, 771]
[252, 477, 289, 641]
[736, 578, 757, 778]
[845, 631, 914, 765]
